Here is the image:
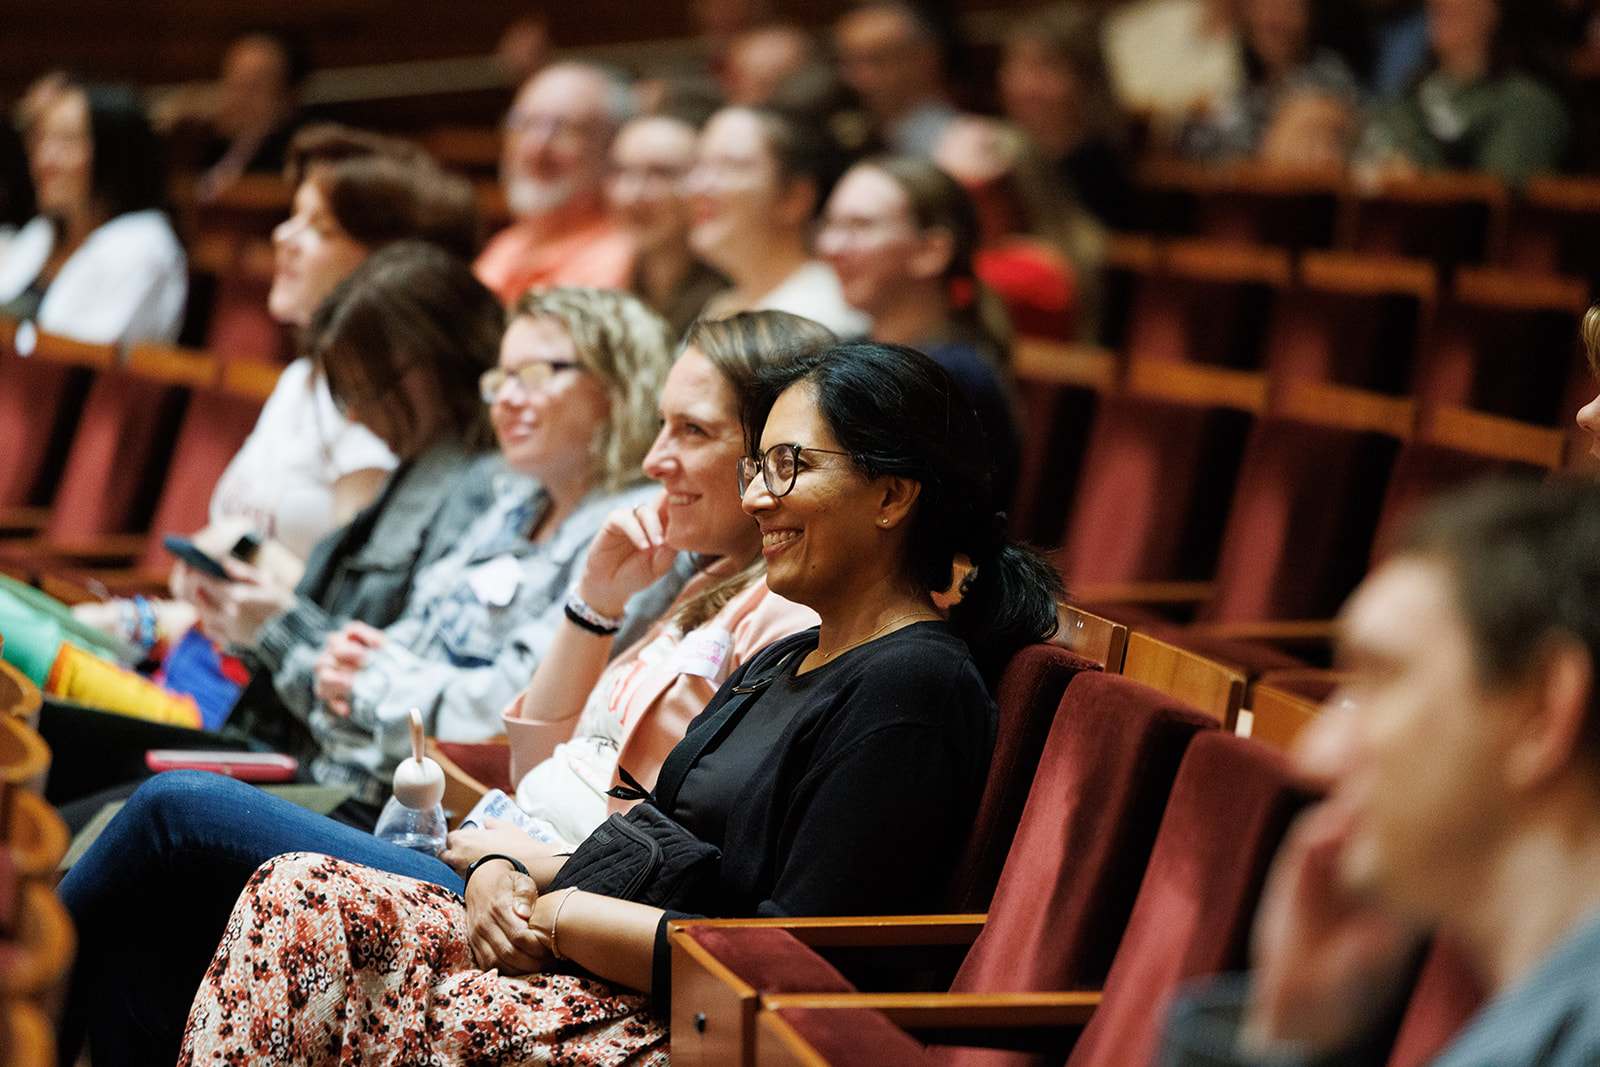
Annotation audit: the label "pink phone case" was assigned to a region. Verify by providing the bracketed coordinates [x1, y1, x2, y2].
[144, 749, 299, 782]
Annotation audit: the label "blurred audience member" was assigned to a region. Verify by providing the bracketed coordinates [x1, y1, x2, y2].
[475, 62, 635, 304]
[1359, 0, 1570, 187]
[1365, 0, 1432, 95]
[1179, 0, 1367, 170]
[607, 114, 725, 339]
[494, 12, 553, 88]
[1103, 0, 1245, 130]
[935, 116, 1100, 342]
[834, 1, 960, 157]
[819, 156, 1022, 503]
[0, 79, 185, 345]
[693, 0, 776, 52]
[689, 105, 869, 337]
[194, 30, 310, 202]
[1000, 2, 1137, 231]
[724, 23, 821, 106]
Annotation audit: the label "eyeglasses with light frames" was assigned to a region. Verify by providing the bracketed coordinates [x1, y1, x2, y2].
[479, 361, 580, 404]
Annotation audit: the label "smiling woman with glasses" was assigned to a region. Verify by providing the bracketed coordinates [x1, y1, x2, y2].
[164, 339, 1062, 1067]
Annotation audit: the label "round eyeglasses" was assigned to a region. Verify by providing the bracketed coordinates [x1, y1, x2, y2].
[480, 361, 579, 404]
[737, 443, 852, 498]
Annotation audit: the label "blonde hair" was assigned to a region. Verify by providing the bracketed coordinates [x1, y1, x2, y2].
[509, 288, 674, 492]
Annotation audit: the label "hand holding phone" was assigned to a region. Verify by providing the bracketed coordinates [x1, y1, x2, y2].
[164, 531, 264, 583]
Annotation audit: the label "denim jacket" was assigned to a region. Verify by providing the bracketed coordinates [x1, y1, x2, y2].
[238, 443, 498, 752]
[310, 475, 687, 804]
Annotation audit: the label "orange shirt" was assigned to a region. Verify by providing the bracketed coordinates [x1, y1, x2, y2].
[473, 213, 634, 305]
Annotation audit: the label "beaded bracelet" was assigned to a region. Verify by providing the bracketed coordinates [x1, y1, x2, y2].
[564, 592, 623, 636]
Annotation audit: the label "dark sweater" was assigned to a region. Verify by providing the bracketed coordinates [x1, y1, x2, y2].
[649, 622, 997, 1003]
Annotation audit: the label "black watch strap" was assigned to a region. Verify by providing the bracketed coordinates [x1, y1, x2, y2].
[462, 852, 529, 893]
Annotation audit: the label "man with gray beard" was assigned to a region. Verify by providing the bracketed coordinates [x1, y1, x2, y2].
[474, 62, 636, 303]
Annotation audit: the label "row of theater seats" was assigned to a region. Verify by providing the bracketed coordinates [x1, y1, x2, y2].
[0, 653, 74, 1066]
[1136, 160, 1600, 294]
[1094, 234, 1592, 432]
[0, 320, 280, 602]
[426, 608, 1317, 837]
[1007, 287, 1576, 679]
[658, 621, 1474, 1067]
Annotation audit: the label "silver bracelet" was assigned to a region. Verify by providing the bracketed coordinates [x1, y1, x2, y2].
[565, 591, 624, 635]
[548, 888, 577, 960]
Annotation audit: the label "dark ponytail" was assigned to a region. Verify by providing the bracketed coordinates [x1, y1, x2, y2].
[747, 341, 1061, 684]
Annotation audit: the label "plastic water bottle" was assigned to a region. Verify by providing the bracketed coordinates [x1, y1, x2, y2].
[374, 709, 448, 855]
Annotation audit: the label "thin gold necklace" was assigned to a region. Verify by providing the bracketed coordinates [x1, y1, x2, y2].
[814, 611, 935, 664]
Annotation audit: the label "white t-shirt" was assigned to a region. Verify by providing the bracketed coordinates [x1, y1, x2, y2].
[207, 358, 397, 559]
[754, 261, 870, 340]
[0, 210, 187, 346]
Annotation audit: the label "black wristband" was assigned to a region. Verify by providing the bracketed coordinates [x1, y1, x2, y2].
[462, 853, 529, 893]
[564, 602, 622, 636]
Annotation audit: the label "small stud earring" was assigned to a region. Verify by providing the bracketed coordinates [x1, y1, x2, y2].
[880, 518, 889, 526]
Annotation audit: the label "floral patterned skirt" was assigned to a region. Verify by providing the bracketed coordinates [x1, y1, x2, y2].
[179, 852, 669, 1066]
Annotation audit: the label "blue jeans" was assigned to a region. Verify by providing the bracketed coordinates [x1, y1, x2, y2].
[56, 770, 464, 1067]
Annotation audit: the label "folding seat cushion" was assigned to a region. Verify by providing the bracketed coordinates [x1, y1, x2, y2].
[943, 645, 1101, 913]
[1068, 732, 1314, 1067]
[0, 351, 97, 512]
[936, 671, 1216, 1066]
[1059, 394, 1252, 592]
[1199, 416, 1398, 627]
[671, 669, 1217, 1062]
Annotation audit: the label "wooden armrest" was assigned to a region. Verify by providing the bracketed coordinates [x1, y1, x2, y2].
[762, 990, 1102, 1031]
[1298, 250, 1436, 299]
[1189, 619, 1339, 646]
[0, 509, 50, 536]
[754, 993, 1101, 1064]
[0, 534, 149, 567]
[38, 568, 171, 603]
[671, 914, 987, 949]
[1070, 581, 1214, 607]
[124, 343, 217, 387]
[0, 882, 76, 1000]
[1012, 339, 1119, 391]
[1275, 381, 1414, 439]
[1125, 361, 1268, 414]
[670, 916, 990, 1067]
[1420, 406, 1568, 469]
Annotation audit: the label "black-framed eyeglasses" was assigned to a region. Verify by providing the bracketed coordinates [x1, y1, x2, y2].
[737, 443, 852, 498]
[480, 361, 580, 404]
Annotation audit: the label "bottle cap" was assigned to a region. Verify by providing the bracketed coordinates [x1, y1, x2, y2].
[392, 708, 445, 809]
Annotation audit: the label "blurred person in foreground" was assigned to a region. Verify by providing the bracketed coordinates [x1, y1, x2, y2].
[1161, 476, 1600, 1066]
